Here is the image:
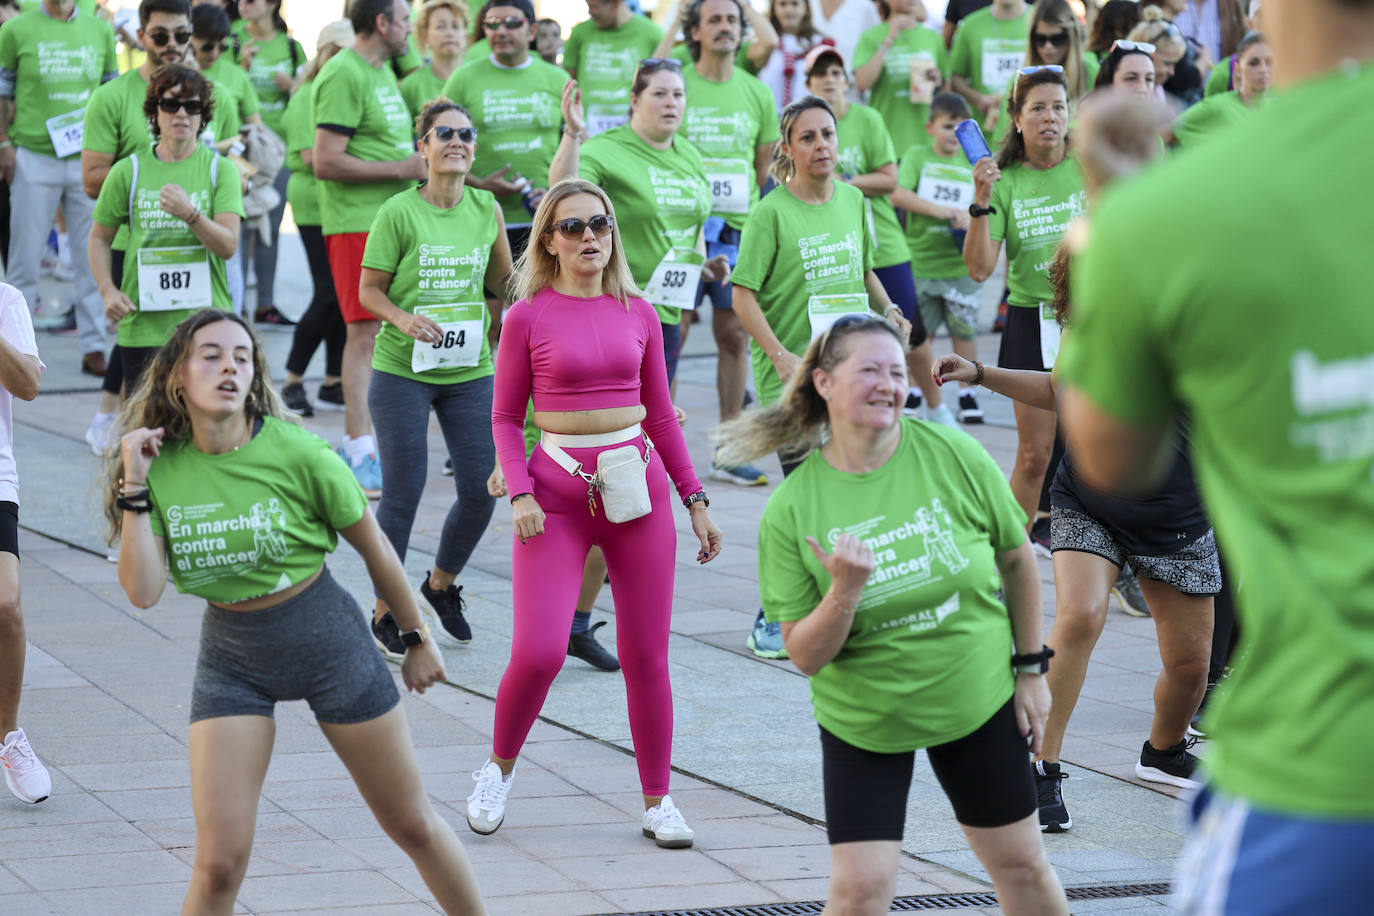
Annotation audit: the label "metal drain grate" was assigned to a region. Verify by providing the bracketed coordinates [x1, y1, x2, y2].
[617, 882, 1172, 916]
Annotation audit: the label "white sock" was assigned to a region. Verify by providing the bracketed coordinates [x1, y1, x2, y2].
[91, 411, 115, 425]
[342, 434, 376, 465]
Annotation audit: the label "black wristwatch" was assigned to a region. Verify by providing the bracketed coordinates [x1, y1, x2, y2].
[1012, 645, 1055, 675]
[400, 622, 430, 648]
[968, 202, 997, 218]
[683, 490, 709, 510]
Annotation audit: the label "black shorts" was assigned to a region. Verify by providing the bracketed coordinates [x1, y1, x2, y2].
[819, 697, 1036, 844]
[0, 501, 17, 558]
[484, 226, 531, 300]
[121, 346, 160, 394]
[997, 304, 1047, 371]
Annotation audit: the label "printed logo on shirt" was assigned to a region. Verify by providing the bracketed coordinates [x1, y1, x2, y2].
[164, 499, 292, 585]
[870, 592, 961, 635]
[136, 186, 212, 235]
[647, 164, 710, 216]
[36, 41, 104, 85]
[479, 89, 561, 129]
[373, 85, 413, 147]
[416, 242, 487, 300]
[798, 230, 863, 289]
[1011, 190, 1087, 242]
[684, 107, 759, 155]
[1289, 349, 1374, 463]
[825, 498, 971, 609]
[582, 44, 640, 92]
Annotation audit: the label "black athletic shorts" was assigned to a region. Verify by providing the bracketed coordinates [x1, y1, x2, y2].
[0, 501, 16, 558]
[997, 304, 1048, 371]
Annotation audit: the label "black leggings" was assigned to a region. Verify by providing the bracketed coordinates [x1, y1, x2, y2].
[285, 224, 344, 378]
[101, 249, 128, 397]
[1209, 546, 1239, 683]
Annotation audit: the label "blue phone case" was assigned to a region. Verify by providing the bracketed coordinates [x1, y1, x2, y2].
[955, 119, 992, 165]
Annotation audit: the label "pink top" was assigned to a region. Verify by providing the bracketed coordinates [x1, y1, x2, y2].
[492, 288, 703, 501]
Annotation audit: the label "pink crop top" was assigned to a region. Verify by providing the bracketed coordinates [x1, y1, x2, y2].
[492, 288, 703, 501]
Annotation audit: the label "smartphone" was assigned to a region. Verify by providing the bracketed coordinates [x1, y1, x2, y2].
[955, 119, 992, 166]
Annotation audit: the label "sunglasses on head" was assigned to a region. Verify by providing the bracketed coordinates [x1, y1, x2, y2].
[819, 313, 892, 358]
[636, 57, 683, 74]
[548, 214, 615, 239]
[1019, 64, 1064, 76]
[1033, 31, 1071, 48]
[198, 40, 229, 53]
[158, 97, 204, 116]
[483, 15, 527, 31]
[147, 29, 192, 47]
[425, 125, 478, 144]
[1111, 39, 1156, 55]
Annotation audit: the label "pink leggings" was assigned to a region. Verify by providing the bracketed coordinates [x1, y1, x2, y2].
[494, 435, 677, 796]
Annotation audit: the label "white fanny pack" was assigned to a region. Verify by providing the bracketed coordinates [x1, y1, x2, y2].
[540, 425, 655, 524]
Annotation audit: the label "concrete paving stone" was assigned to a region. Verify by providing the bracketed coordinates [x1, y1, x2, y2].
[663, 815, 828, 852]
[259, 750, 353, 783]
[463, 854, 575, 897]
[426, 763, 578, 806]
[554, 764, 710, 797]
[258, 905, 441, 916]
[598, 879, 784, 912]
[0, 865, 29, 894]
[236, 868, 423, 911]
[505, 822, 665, 859]
[598, 787, 780, 822]
[669, 608, 759, 637]
[483, 890, 618, 916]
[545, 848, 746, 890]
[0, 792, 124, 829]
[6, 848, 191, 890]
[262, 776, 378, 811]
[1079, 673, 1164, 705]
[289, 805, 392, 842]
[231, 838, 374, 878]
[36, 882, 189, 915]
[37, 731, 186, 766]
[96, 787, 278, 822]
[479, 792, 631, 830]
[519, 737, 640, 771]
[62, 756, 191, 792]
[705, 842, 832, 882]
[0, 819, 160, 860]
[1064, 897, 1170, 912]
[267, 724, 338, 755]
[137, 811, 320, 850]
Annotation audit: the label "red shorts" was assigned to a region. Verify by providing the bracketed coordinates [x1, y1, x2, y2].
[325, 231, 373, 324]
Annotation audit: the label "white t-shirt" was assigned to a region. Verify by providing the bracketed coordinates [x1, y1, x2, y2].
[0, 284, 43, 506]
[755, 33, 828, 114]
[810, 0, 881, 67]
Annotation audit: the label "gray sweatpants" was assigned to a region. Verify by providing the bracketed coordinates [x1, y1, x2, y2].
[8, 147, 105, 354]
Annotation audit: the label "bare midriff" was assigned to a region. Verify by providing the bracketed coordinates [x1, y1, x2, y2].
[534, 404, 647, 436]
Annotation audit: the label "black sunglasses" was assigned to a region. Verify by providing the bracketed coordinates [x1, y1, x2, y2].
[198, 40, 229, 54]
[548, 214, 615, 240]
[158, 97, 204, 116]
[1033, 31, 1071, 48]
[425, 125, 478, 144]
[147, 29, 192, 47]
[483, 15, 527, 31]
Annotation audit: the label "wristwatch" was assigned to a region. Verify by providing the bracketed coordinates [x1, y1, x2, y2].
[683, 490, 709, 510]
[399, 622, 431, 649]
[1012, 645, 1055, 675]
[968, 202, 997, 218]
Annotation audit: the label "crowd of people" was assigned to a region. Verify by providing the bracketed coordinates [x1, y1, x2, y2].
[0, 0, 1369, 913]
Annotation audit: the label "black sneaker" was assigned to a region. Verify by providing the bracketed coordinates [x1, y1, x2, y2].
[1030, 516, 1052, 558]
[317, 381, 345, 410]
[1135, 736, 1201, 789]
[419, 577, 471, 644]
[902, 391, 923, 414]
[281, 381, 314, 417]
[371, 611, 406, 660]
[568, 620, 620, 671]
[441, 458, 453, 477]
[958, 391, 984, 424]
[1034, 760, 1071, 832]
[255, 305, 296, 328]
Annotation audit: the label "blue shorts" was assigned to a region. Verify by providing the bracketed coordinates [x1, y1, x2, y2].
[695, 218, 740, 311]
[1174, 785, 1374, 915]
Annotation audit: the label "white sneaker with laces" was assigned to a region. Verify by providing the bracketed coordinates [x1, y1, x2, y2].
[85, 412, 116, 457]
[1, 728, 51, 804]
[466, 761, 512, 835]
[642, 794, 694, 848]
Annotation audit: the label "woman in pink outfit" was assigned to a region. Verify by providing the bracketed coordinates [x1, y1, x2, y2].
[469, 178, 723, 849]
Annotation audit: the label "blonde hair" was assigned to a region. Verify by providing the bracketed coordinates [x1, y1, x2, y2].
[1025, 0, 1092, 99]
[509, 179, 644, 307]
[1129, 6, 1187, 58]
[417, 0, 469, 44]
[768, 95, 836, 185]
[714, 316, 906, 466]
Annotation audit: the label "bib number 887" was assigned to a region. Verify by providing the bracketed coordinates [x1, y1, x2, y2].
[159, 270, 192, 290]
[432, 329, 467, 350]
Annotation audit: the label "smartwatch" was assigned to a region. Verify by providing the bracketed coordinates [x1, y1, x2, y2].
[968, 202, 997, 219]
[400, 622, 431, 648]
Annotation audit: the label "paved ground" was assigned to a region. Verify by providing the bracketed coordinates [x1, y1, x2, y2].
[0, 232, 1184, 913]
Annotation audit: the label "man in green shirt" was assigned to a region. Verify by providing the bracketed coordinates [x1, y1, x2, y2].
[312, 0, 425, 498]
[1058, 1, 1374, 909]
[562, 0, 662, 137]
[949, 0, 1028, 134]
[190, 3, 261, 135]
[0, 0, 118, 373]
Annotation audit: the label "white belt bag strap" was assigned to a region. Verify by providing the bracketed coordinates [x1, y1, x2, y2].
[541, 426, 655, 523]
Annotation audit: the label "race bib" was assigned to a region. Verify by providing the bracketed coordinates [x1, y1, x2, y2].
[46, 108, 85, 159]
[586, 103, 629, 137]
[981, 39, 1025, 93]
[908, 55, 939, 105]
[411, 303, 484, 372]
[916, 163, 975, 209]
[808, 293, 871, 341]
[644, 247, 704, 312]
[1039, 301, 1061, 368]
[136, 246, 212, 312]
[702, 157, 751, 215]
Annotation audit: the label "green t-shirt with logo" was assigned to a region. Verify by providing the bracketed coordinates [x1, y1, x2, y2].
[202, 78, 243, 150]
[147, 417, 369, 604]
[852, 23, 947, 159]
[561, 15, 663, 137]
[83, 69, 154, 252]
[361, 187, 499, 385]
[1059, 64, 1374, 818]
[835, 103, 907, 271]
[92, 145, 245, 347]
[1171, 90, 1254, 148]
[0, 7, 117, 157]
[949, 5, 1031, 98]
[732, 181, 875, 406]
[897, 143, 976, 278]
[578, 125, 711, 325]
[680, 63, 779, 231]
[1206, 54, 1233, 96]
[242, 31, 303, 136]
[202, 54, 260, 129]
[312, 48, 416, 236]
[987, 155, 1085, 308]
[442, 55, 569, 226]
[283, 79, 319, 226]
[399, 64, 445, 121]
[759, 418, 1026, 752]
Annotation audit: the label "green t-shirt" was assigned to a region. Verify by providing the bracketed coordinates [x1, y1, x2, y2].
[202, 55, 260, 129]
[202, 78, 242, 149]
[561, 15, 663, 137]
[1206, 54, 1234, 96]
[83, 68, 151, 161]
[987, 155, 1085, 308]
[1171, 90, 1255, 148]
[680, 63, 779, 231]
[1058, 64, 1374, 818]
[759, 418, 1026, 752]
[242, 31, 303, 136]
[283, 79, 319, 226]
[147, 417, 368, 604]
[731, 181, 875, 406]
[360, 187, 499, 384]
[399, 64, 445, 121]
[392, 32, 423, 80]
[442, 55, 568, 226]
[578, 125, 710, 325]
[949, 5, 1031, 98]
[835, 103, 906, 271]
[312, 48, 415, 236]
[16, 0, 96, 14]
[897, 143, 976, 278]
[0, 7, 117, 157]
[92, 145, 245, 347]
[852, 23, 947, 159]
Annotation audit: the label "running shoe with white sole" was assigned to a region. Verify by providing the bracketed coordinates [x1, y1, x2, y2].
[281, 382, 314, 417]
[1112, 565, 1151, 617]
[418, 577, 470, 644]
[927, 402, 959, 429]
[467, 760, 513, 835]
[746, 608, 787, 659]
[1135, 737, 1201, 789]
[902, 391, 923, 415]
[709, 463, 768, 487]
[371, 611, 406, 661]
[642, 794, 694, 848]
[316, 382, 345, 411]
[958, 391, 984, 424]
[1034, 759, 1070, 832]
[1, 728, 51, 804]
[338, 447, 382, 500]
[84, 412, 116, 457]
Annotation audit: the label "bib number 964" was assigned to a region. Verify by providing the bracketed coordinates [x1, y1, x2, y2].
[431, 328, 467, 350]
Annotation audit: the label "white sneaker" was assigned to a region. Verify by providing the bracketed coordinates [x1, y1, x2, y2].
[85, 413, 117, 457]
[1, 728, 52, 804]
[641, 794, 694, 848]
[927, 402, 960, 429]
[466, 761, 512, 835]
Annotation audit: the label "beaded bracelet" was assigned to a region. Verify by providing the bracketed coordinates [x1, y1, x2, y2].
[973, 360, 985, 387]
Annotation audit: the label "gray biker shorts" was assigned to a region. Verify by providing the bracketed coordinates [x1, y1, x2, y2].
[190, 567, 400, 725]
